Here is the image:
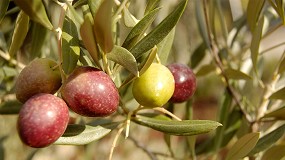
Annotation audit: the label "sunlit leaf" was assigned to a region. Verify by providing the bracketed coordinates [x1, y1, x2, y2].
[0, 100, 22, 114]
[80, 5, 101, 67]
[130, 0, 188, 59]
[122, 7, 138, 27]
[132, 115, 222, 136]
[249, 124, 285, 155]
[144, 0, 160, 15]
[107, 45, 138, 76]
[263, 106, 285, 120]
[261, 145, 285, 160]
[157, 28, 175, 65]
[225, 132, 260, 160]
[224, 68, 252, 80]
[122, 8, 160, 50]
[250, 17, 264, 71]
[8, 11, 29, 57]
[14, 0, 53, 30]
[246, 0, 265, 33]
[54, 122, 119, 145]
[62, 11, 80, 75]
[0, 0, 9, 23]
[269, 87, 285, 100]
[93, 0, 114, 53]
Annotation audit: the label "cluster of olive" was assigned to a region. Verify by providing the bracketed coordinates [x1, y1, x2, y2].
[15, 58, 196, 148]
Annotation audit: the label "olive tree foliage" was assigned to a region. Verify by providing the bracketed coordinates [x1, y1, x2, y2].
[0, 0, 285, 159]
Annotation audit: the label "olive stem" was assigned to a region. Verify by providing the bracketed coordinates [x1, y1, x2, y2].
[153, 107, 182, 121]
[125, 112, 132, 139]
[109, 126, 124, 160]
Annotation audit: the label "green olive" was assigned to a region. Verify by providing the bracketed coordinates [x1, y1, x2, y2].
[132, 63, 175, 107]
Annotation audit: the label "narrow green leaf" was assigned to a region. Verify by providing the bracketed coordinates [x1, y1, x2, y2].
[263, 106, 285, 120]
[224, 68, 252, 80]
[261, 145, 285, 160]
[122, 7, 137, 27]
[8, 11, 29, 57]
[122, 8, 160, 50]
[14, 0, 53, 30]
[249, 124, 285, 155]
[196, 64, 216, 77]
[80, 5, 101, 67]
[190, 42, 207, 69]
[157, 28, 175, 65]
[246, 0, 265, 33]
[132, 115, 222, 136]
[144, 0, 160, 15]
[54, 122, 119, 145]
[93, 0, 114, 53]
[269, 87, 285, 100]
[107, 45, 138, 76]
[0, 0, 9, 23]
[250, 17, 264, 71]
[0, 100, 22, 114]
[62, 11, 80, 75]
[29, 22, 48, 60]
[130, 0, 188, 59]
[225, 132, 260, 160]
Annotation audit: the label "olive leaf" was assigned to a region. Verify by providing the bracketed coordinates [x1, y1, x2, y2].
[122, 8, 160, 50]
[263, 106, 285, 120]
[225, 132, 260, 160]
[54, 122, 119, 145]
[246, 0, 265, 33]
[269, 87, 285, 100]
[250, 17, 264, 72]
[62, 10, 80, 75]
[157, 28, 175, 65]
[107, 45, 139, 76]
[249, 124, 285, 155]
[190, 42, 207, 69]
[14, 0, 53, 30]
[130, 0, 188, 59]
[261, 145, 285, 160]
[93, 0, 114, 53]
[132, 115, 222, 136]
[29, 22, 48, 60]
[122, 7, 138, 28]
[8, 11, 29, 57]
[144, 0, 160, 15]
[224, 68, 252, 80]
[80, 5, 101, 67]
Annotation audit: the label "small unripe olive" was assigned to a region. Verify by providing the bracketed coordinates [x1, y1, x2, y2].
[132, 63, 175, 107]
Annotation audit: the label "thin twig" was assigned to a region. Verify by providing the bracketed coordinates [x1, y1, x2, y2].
[109, 127, 124, 160]
[127, 135, 158, 160]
